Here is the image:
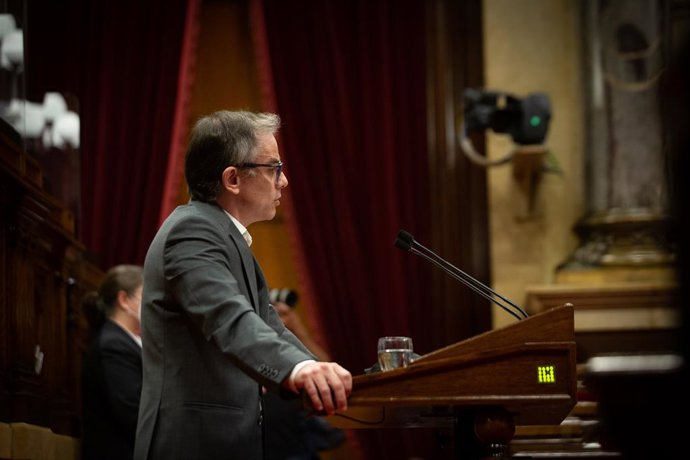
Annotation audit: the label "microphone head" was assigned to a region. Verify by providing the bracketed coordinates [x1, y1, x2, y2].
[394, 229, 415, 251]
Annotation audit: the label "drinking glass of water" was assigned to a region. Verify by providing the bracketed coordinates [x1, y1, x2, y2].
[377, 336, 413, 371]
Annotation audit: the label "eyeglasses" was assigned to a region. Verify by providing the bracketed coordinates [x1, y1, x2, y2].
[239, 160, 283, 184]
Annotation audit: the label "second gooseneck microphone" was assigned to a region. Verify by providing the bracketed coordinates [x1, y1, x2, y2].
[394, 229, 529, 321]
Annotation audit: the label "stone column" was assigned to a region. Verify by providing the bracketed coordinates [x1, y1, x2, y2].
[559, 0, 675, 283]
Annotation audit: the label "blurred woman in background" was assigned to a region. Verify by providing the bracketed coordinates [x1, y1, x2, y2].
[81, 264, 143, 460]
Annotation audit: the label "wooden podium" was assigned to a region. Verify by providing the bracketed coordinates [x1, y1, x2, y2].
[326, 304, 577, 459]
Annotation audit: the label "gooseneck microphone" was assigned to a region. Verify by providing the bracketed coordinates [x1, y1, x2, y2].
[394, 229, 529, 321]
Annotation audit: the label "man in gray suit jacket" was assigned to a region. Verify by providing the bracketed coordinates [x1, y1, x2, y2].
[133, 111, 352, 460]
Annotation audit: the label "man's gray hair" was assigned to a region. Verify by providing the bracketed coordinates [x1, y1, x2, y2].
[184, 111, 281, 202]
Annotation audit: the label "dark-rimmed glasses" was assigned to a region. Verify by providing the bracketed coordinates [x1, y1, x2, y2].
[238, 161, 283, 185]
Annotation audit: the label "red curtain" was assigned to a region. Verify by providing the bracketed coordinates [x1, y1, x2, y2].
[25, 0, 197, 269]
[254, 1, 455, 458]
[158, 1, 201, 226]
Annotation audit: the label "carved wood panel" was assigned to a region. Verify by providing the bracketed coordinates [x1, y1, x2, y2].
[1, 134, 101, 436]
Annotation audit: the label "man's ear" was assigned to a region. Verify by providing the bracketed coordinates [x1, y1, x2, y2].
[116, 290, 130, 310]
[222, 166, 241, 195]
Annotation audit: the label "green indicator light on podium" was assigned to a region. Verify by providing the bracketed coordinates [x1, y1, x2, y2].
[538, 365, 555, 383]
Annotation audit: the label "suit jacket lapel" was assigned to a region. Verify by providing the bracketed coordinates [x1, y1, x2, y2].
[233, 233, 259, 310]
[224, 216, 259, 311]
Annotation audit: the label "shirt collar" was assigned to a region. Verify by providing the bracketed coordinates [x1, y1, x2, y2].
[224, 210, 252, 246]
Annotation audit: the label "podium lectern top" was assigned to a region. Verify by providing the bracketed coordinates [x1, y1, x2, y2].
[327, 304, 576, 429]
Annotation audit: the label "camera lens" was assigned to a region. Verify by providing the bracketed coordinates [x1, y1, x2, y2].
[269, 288, 299, 308]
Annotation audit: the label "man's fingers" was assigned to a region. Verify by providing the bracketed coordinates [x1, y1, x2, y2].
[335, 364, 353, 395]
[316, 376, 336, 415]
[302, 379, 323, 412]
[294, 362, 353, 415]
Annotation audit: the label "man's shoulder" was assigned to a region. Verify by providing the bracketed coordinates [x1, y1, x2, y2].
[146, 200, 242, 266]
[168, 200, 215, 219]
[149, 201, 241, 257]
[157, 201, 225, 234]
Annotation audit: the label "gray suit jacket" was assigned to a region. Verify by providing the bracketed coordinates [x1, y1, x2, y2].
[134, 200, 313, 460]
